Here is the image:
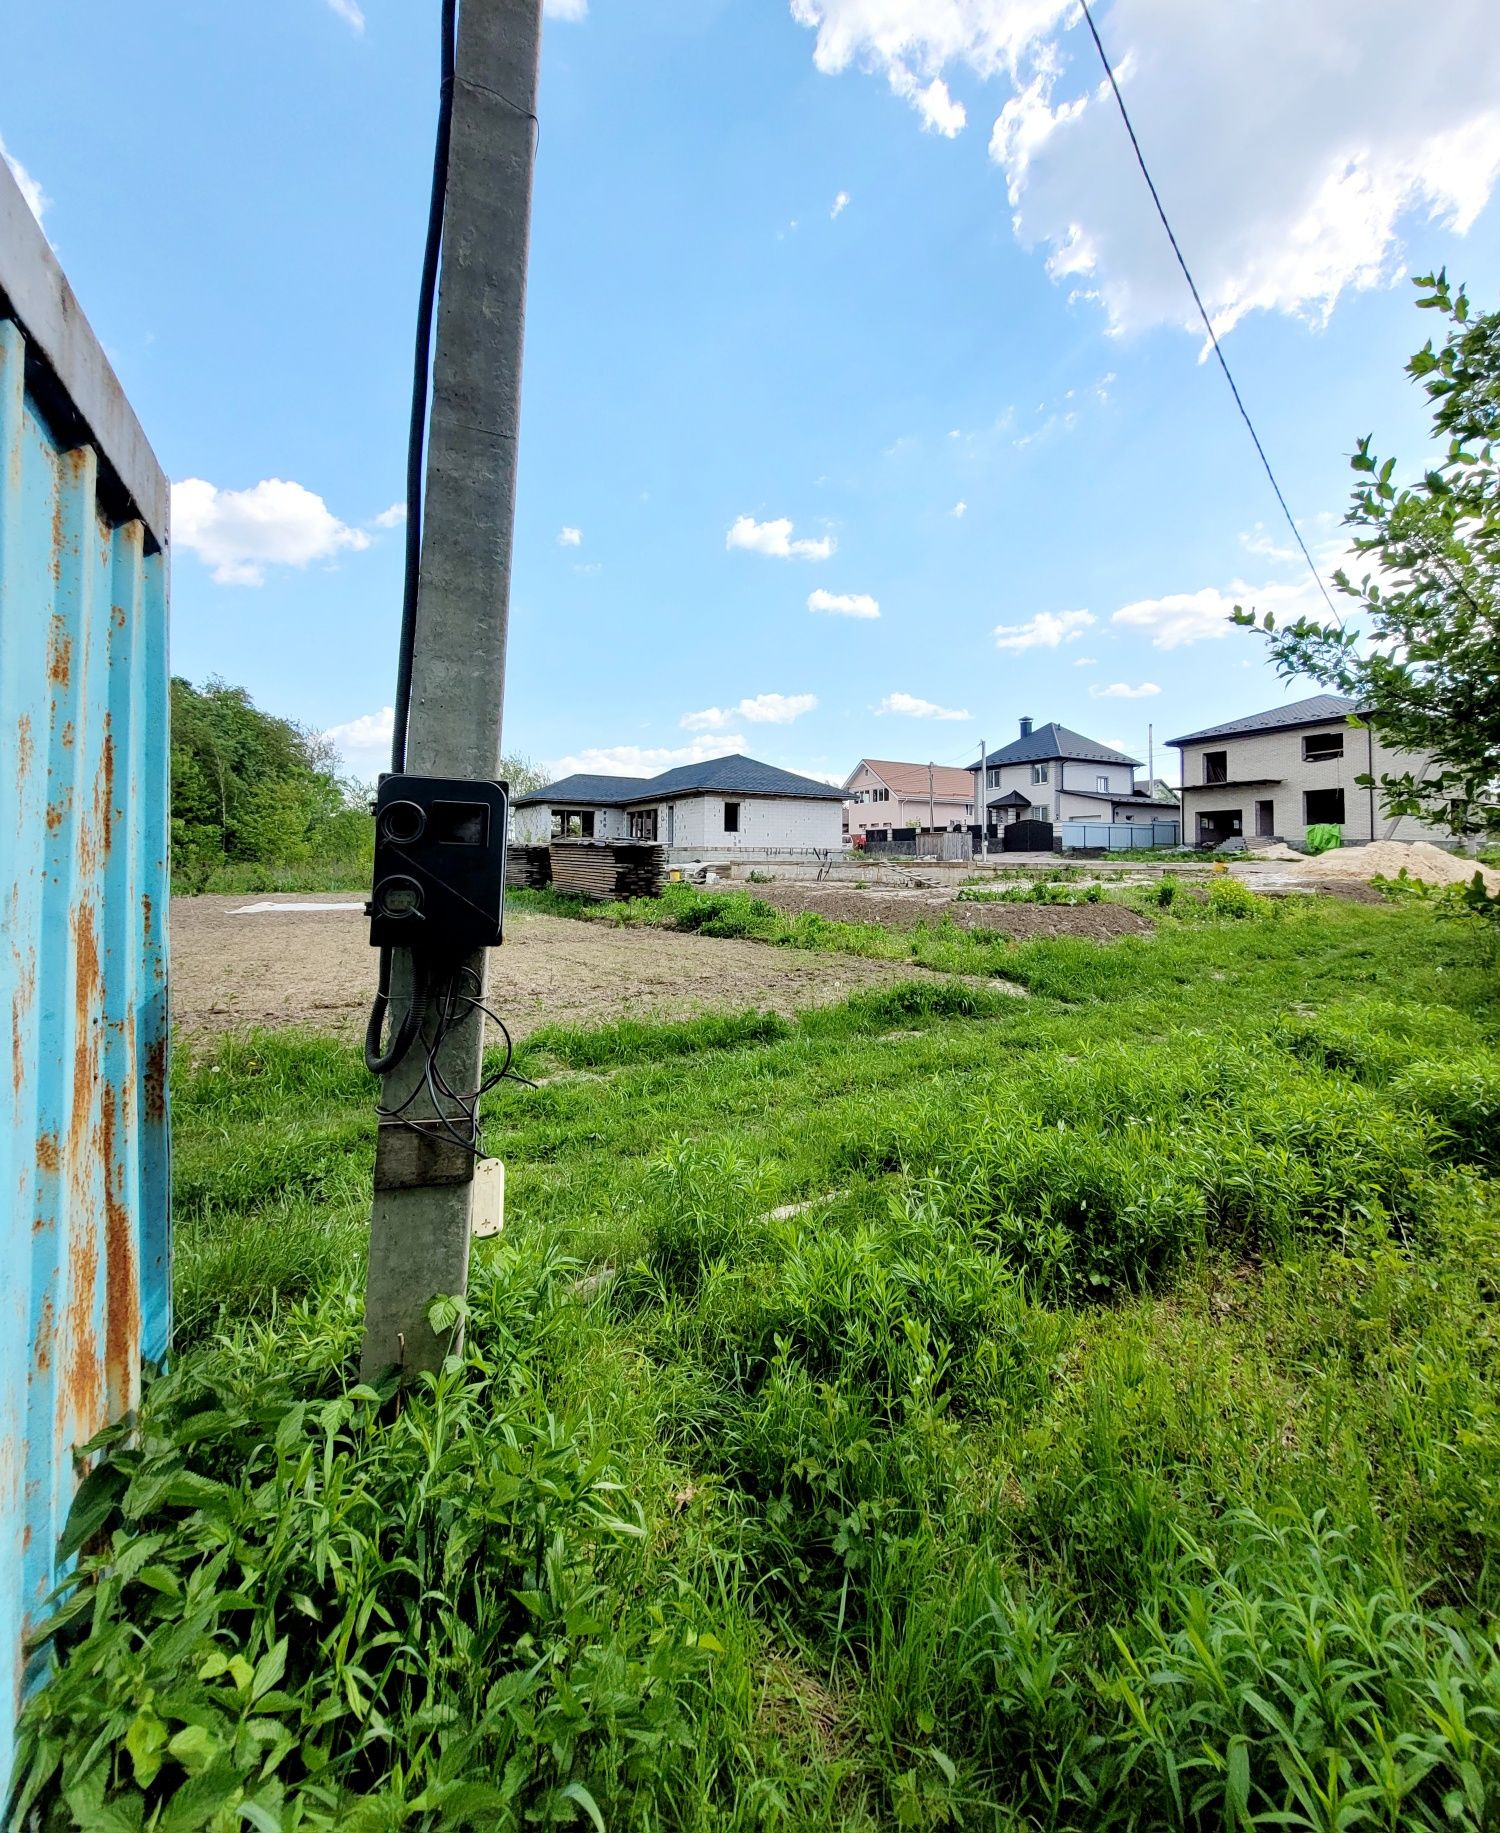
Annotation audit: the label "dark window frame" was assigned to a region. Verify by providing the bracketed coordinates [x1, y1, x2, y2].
[1302, 730, 1345, 762]
[1203, 750, 1228, 785]
[1304, 787, 1346, 826]
[723, 800, 740, 834]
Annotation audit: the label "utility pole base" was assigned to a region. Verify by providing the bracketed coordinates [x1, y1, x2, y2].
[361, 1181, 473, 1382]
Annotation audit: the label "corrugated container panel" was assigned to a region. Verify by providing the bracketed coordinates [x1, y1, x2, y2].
[0, 155, 170, 1790]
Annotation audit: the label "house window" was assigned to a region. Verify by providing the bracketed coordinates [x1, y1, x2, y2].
[871, 787, 889, 803]
[1304, 788, 1345, 826]
[1256, 799, 1275, 837]
[628, 809, 659, 841]
[724, 801, 740, 834]
[1203, 750, 1228, 785]
[987, 769, 1001, 789]
[1302, 731, 1344, 762]
[1096, 775, 1109, 792]
[551, 809, 593, 839]
[1031, 763, 1049, 785]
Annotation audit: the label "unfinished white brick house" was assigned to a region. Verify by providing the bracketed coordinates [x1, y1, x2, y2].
[1169, 695, 1450, 849]
[511, 754, 845, 855]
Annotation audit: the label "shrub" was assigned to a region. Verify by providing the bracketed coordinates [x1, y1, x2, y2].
[1393, 1057, 1500, 1167]
[1206, 877, 1270, 920]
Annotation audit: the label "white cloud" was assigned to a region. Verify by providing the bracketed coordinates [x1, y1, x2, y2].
[951, 500, 968, 517]
[558, 525, 583, 547]
[324, 0, 365, 32]
[550, 735, 747, 777]
[1, 135, 48, 224]
[1090, 680, 1161, 699]
[793, 0, 1500, 341]
[727, 514, 834, 560]
[682, 693, 818, 731]
[172, 477, 371, 586]
[546, 0, 588, 14]
[323, 706, 393, 772]
[1111, 575, 1329, 649]
[832, 189, 851, 218]
[371, 502, 406, 529]
[878, 692, 972, 721]
[808, 588, 880, 619]
[1072, 655, 1098, 666]
[993, 608, 1094, 652]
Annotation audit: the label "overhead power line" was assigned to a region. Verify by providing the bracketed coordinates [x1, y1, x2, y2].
[1077, 0, 1340, 622]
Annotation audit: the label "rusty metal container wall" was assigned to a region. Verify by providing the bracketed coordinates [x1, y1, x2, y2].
[0, 170, 170, 1786]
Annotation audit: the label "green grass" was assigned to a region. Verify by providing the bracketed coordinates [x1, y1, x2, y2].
[175, 857, 371, 895]
[15, 902, 1500, 1829]
[507, 879, 1166, 980]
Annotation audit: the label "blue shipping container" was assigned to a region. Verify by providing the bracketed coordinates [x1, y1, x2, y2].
[0, 156, 170, 1783]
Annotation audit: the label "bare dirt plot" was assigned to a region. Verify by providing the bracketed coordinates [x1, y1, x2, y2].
[745, 880, 1156, 941]
[171, 896, 988, 1040]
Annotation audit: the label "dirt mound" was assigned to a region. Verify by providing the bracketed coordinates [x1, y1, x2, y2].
[1298, 841, 1499, 891]
[749, 881, 1155, 941]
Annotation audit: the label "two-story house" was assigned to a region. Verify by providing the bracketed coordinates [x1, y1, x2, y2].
[843, 758, 977, 842]
[976, 719, 1164, 832]
[1168, 694, 1447, 849]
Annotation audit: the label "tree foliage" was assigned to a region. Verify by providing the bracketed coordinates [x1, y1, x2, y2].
[170, 677, 370, 884]
[171, 676, 550, 889]
[1235, 272, 1499, 839]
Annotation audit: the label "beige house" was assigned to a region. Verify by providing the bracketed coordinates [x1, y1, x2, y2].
[843, 758, 977, 841]
[1168, 694, 1447, 849]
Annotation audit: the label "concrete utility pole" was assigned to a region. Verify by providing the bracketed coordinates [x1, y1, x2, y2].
[928, 761, 935, 834]
[362, 0, 543, 1381]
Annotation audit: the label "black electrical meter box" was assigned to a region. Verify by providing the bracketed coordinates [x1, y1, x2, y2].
[369, 774, 509, 952]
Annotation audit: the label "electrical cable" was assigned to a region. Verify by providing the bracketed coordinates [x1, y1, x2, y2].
[364, 947, 429, 1077]
[1076, 0, 1341, 624]
[375, 963, 534, 1155]
[391, 0, 459, 775]
[367, 0, 459, 1082]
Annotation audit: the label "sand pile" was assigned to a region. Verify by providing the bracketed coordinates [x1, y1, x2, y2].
[1245, 842, 1305, 862]
[1298, 840, 1500, 891]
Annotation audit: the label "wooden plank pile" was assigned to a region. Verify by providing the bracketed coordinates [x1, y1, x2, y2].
[550, 840, 667, 901]
[504, 844, 553, 890]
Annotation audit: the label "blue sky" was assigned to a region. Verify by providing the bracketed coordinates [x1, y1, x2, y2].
[5, 0, 1499, 786]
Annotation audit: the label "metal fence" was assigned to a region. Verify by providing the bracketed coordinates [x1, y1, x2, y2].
[1060, 819, 1181, 851]
[0, 156, 170, 1781]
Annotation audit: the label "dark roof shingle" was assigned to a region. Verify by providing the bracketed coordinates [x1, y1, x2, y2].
[1167, 694, 1360, 746]
[985, 722, 1140, 768]
[515, 754, 843, 808]
[512, 772, 647, 808]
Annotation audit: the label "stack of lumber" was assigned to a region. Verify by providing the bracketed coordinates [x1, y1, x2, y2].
[550, 840, 666, 901]
[504, 845, 553, 890]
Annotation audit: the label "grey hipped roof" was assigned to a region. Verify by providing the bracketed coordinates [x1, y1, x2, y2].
[988, 789, 1033, 808]
[514, 754, 843, 808]
[513, 772, 648, 808]
[984, 723, 1141, 769]
[643, 755, 843, 800]
[1167, 694, 1361, 747]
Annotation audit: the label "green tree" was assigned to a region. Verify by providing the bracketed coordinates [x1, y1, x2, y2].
[170, 677, 371, 881]
[1236, 272, 1499, 840]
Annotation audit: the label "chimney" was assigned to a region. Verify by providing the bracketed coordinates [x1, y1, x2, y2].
[1019, 716, 1033, 739]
